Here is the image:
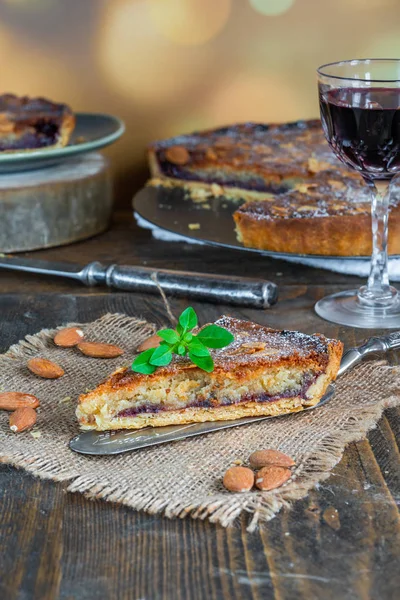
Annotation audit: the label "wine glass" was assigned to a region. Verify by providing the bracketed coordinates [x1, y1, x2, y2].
[316, 58, 400, 328]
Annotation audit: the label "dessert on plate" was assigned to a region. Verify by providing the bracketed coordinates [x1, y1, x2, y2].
[147, 120, 400, 256]
[77, 316, 343, 431]
[0, 93, 75, 151]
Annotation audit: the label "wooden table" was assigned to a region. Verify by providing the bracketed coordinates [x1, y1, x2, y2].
[1, 211, 399, 600]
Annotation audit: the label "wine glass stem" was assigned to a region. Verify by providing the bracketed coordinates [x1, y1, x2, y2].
[357, 179, 398, 308]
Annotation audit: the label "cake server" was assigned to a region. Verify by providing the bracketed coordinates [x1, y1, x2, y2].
[69, 331, 400, 456]
[0, 256, 278, 308]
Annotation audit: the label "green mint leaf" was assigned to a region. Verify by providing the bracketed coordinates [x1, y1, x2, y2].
[131, 348, 157, 374]
[189, 352, 214, 373]
[132, 362, 157, 375]
[132, 308, 234, 375]
[197, 325, 234, 349]
[187, 339, 210, 357]
[157, 328, 179, 345]
[178, 307, 198, 333]
[149, 343, 173, 366]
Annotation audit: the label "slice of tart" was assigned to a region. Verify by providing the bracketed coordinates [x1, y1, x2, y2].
[0, 93, 75, 151]
[77, 317, 343, 431]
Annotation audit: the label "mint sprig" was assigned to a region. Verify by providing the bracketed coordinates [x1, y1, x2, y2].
[132, 307, 234, 375]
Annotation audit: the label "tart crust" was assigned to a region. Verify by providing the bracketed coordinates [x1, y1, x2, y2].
[233, 177, 400, 256]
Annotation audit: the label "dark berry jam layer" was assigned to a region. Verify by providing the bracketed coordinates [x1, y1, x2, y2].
[116, 373, 318, 419]
[0, 124, 60, 151]
[157, 159, 291, 194]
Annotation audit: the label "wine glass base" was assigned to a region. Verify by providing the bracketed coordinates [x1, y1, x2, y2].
[315, 289, 400, 328]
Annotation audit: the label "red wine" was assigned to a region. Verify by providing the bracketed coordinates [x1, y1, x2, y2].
[319, 87, 400, 179]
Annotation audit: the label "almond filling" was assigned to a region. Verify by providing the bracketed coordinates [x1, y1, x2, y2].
[113, 370, 320, 420]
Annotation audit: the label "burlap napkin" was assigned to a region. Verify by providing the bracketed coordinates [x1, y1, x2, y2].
[1, 313, 399, 531]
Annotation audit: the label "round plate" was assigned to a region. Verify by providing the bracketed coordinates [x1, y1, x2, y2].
[134, 185, 397, 261]
[0, 113, 125, 173]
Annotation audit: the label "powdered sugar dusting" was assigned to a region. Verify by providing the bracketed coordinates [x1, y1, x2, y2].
[210, 316, 330, 368]
[111, 317, 335, 387]
[236, 170, 390, 221]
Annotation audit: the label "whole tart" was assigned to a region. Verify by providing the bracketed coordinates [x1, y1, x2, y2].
[147, 120, 400, 256]
[148, 120, 336, 200]
[0, 93, 75, 151]
[77, 316, 343, 431]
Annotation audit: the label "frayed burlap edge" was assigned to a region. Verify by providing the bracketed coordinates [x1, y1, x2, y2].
[69, 377, 400, 532]
[0, 313, 399, 532]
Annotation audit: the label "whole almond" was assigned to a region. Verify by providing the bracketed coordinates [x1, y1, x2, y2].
[165, 145, 190, 165]
[137, 334, 161, 352]
[27, 358, 65, 379]
[9, 407, 37, 432]
[255, 466, 292, 491]
[0, 392, 39, 411]
[249, 449, 295, 469]
[54, 327, 84, 347]
[223, 466, 254, 493]
[77, 342, 124, 358]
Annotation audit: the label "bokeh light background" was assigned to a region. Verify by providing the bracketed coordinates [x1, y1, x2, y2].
[0, 0, 399, 205]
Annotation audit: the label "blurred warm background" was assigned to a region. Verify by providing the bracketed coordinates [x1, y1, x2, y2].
[0, 0, 398, 205]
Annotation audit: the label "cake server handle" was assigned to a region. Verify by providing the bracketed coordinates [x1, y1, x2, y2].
[338, 331, 400, 376]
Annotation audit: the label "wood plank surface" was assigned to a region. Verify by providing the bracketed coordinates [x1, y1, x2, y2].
[0, 214, 399, 600]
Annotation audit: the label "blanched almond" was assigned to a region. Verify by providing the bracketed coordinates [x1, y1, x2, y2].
[242, 342, 266, 351]
[27, 358, 65, 379]
[137, 334, 161, 352]
[54, 327, 84, 347]
[9, 407, 37, 432]
[223, 466, 254, 493]
[77, 342, 124, 358]
[255, 466, 292, 491]
[165, 145, 190, 165]
[0, 392, 39, 411]
[249, 449, 295, 469]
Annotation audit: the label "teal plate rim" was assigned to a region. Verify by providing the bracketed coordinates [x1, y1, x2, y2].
[0, 112, 125, 164]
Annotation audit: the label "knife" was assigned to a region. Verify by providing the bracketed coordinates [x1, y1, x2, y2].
[0, 256, 278, 308]
[69, 331, 400, 456]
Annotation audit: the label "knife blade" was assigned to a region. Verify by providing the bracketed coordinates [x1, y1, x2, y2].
[69, 330, 399, 456]
[0, 256, 278, 309]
